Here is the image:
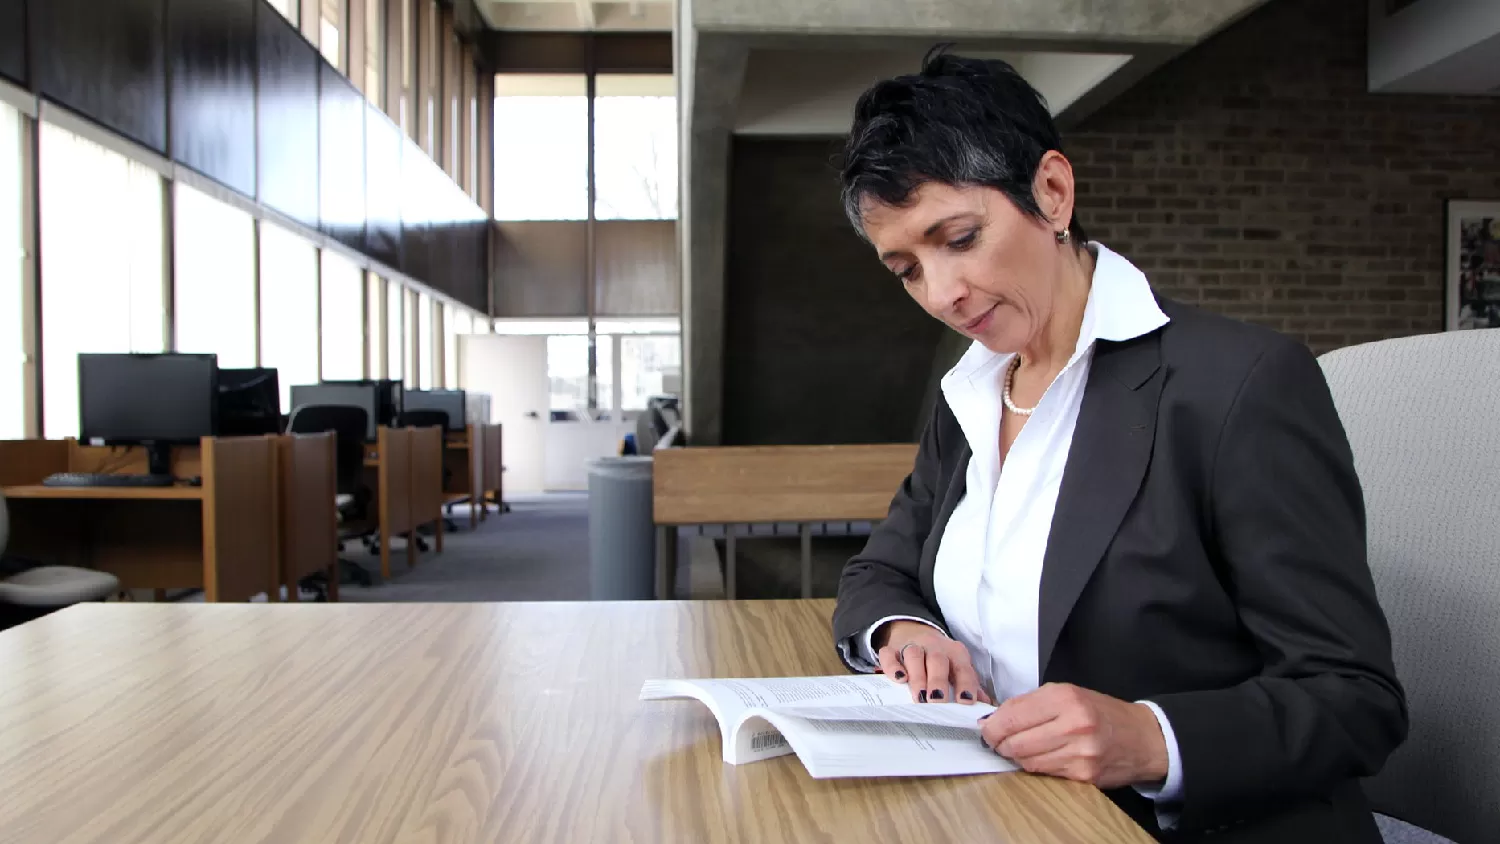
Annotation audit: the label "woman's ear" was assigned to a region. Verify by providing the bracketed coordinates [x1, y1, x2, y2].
[1032, 151, 1076, 234]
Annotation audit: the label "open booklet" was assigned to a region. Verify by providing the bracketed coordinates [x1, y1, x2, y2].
[640, 674, 1018, 779]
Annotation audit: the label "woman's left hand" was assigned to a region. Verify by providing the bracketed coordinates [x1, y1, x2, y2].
[979, 683, 1169, 790]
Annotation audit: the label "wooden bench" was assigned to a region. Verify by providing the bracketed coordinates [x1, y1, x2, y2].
[651, 444, 917, 599]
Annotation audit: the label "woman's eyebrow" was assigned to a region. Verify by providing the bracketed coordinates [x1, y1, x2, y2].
[879, 213, 974, 262]
[922, 213, 971, 238]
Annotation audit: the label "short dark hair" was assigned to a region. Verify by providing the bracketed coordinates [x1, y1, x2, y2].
[839, 49, 1087, 244]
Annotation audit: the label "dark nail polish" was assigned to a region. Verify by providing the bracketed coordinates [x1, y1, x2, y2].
[960, 691, 973, 701]
[979, 712, 991, 720]
[930, 689, 944, 700]
[894, 670, 905, 680]
[918, 690, 928, 703]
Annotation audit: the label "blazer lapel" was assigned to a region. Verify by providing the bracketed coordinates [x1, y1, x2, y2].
[920, 440, 970, 610]
[1037, 332, 1165, 677]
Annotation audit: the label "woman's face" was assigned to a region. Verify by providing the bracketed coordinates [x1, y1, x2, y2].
[860, 178, 1068, 356]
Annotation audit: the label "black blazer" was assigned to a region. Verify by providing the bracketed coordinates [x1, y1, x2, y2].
[833, 298, 1407, 843]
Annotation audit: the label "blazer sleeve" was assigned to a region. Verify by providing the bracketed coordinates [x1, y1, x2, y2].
[831, 396, 951, 666]
[1150, 337, 1408, 830]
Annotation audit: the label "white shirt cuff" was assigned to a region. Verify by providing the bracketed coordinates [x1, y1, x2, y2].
[1133, 700, 1184, 829]
[838, 615, 946, 672]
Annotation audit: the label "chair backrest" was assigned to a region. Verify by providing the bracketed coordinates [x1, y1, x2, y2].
[395, 409, 450, 430]
[286, 404, 369, 495]
[1318, 329, 1500, 843]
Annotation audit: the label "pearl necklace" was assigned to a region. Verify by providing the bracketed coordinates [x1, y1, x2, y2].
[1002, 356, 1038, 417]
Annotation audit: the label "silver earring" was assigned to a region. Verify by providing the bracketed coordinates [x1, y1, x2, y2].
[1056, 228, 1071, 244]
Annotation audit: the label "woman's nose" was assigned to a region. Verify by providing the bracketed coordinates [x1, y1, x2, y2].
[925, 267, 968, 316]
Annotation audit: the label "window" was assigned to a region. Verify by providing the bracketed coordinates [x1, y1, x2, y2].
[174, 184, 256, 368]
[442, 303, 458, 388]
[596, 334, 614, 413]
[364, 0, 383, 105]
[466, 82, 478, 197]
[320, 0, 347, 72]
[367, 272, 385, 378]
[448, 32, 461, 176]
[547, 335, 588, 412]
[404, 287, 418, 389]
[493, 75, 588, 221]
[423, 1, 439, 155]
[39, 121, 167, 438]
[258, 221, 319, 412]
[267, 0, 299, 24]
[387, 277, 404, 382]
[399, 0, 413, 137]
[320, 251, 364, 380]
[594, 75, 678, 220]
[619, 335, 681, 411]
[417, 291, 433, 388]
[0, 102, 24, 439]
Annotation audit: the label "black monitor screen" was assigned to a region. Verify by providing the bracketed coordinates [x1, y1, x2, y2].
[79, 354, 218, 444]
[219, 368, 283, 436]
[290, 383, 380, 441]
[403, 389, 465, 431]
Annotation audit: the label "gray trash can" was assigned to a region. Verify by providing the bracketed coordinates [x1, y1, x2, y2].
[587, 456, 656, 600]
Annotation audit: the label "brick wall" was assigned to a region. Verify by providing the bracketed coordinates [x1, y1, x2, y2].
[1069, 0, 1500, 353]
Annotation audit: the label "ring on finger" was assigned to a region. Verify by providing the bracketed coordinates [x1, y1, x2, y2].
[898, 643, 925, 666]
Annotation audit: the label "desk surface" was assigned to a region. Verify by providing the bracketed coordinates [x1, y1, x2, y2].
[0, 601, 1150, 844]
[1, 484, 204, 501]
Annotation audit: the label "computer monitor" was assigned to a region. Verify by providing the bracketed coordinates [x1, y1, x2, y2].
[218, 368, 282, 437]
[322, 379, 402, 429]
[79, 353, 219, 476]
[403, 389, 466, 431]
[465, 392, 491, 425]
[290, 383, 381, 441]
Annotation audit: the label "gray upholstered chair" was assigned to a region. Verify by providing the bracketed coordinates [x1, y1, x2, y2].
[1319, 329, 1500, 844]
[0, 491, 120, 625]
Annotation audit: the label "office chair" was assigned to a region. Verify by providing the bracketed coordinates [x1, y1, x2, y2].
[0, 491, 121, 631]
[396, 410, 461, 533]
[1321, 332, 1498, 844]
[286, 404, 376, 590]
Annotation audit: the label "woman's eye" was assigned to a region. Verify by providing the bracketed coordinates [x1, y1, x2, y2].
[897, 265, 921, 283]
[948, 232, 977, 250]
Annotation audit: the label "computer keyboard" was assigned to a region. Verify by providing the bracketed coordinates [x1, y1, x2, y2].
[41, 472, 176, 488]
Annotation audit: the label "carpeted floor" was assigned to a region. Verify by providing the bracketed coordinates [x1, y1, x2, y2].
[334, 493, 596, 602]
[328, 496, 870, 603]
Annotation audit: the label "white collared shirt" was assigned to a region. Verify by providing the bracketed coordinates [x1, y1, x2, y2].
[845, 244, 1183, 817]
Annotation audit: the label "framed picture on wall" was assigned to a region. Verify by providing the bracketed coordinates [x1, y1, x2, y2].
[1447, 200, 1500, 330]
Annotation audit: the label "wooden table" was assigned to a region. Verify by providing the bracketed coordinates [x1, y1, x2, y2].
[0, 600, 1152, 844]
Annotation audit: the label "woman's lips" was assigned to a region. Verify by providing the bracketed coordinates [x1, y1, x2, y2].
[962, 304, 997, 334]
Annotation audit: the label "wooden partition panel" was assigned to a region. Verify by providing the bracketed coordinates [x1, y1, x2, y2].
[652, 444, 918, 526]
[276, 433, 338, 596]
[469, 425, 485, 522]
[410, 426, 444, 550]
[201, 437, 277, 602]
[0, 440, 67, 486]
[379, 427, 414, 536]
[482, 423, 503, 504]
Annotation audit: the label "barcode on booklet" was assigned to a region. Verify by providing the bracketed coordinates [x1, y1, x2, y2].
[750, 731, 789, 752]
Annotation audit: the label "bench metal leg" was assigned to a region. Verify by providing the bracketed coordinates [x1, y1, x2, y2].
[800, 522, 813, 599]
[725, 526, 737, 601]
[655, 525, 678, 600]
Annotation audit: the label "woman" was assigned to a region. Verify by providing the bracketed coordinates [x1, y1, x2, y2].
[832, 53, 1406, 842]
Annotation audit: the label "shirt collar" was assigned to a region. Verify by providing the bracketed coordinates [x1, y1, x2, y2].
[940, 242, 1169, 395]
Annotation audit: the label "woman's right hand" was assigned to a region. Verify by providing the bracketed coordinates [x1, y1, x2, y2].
[875, 620, 991, 705]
